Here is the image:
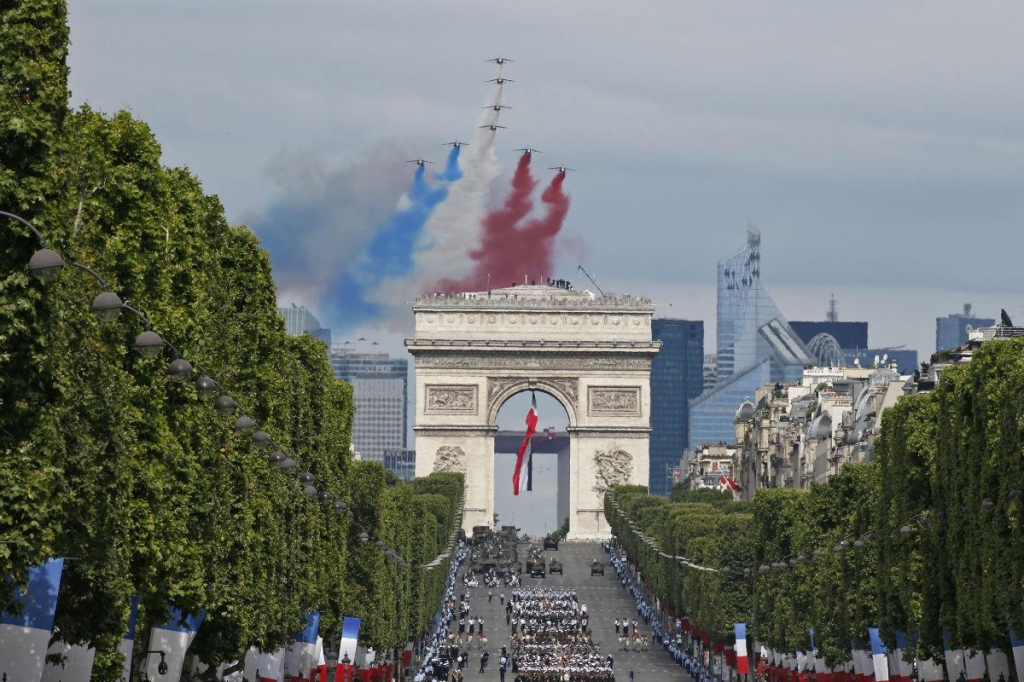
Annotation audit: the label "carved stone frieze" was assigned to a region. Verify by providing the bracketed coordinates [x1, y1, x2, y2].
[588, 386, 641, 416]
[487, 377, 579, 420]
[417, 353, 651, 371]
[424, 384, 478, 414]
[593, 448, 634, 493]
[433, 445, 467, 473]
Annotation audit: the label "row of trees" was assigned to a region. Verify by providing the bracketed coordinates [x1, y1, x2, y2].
[1, 1, 463, 678]
[607, 339, 1024, 666]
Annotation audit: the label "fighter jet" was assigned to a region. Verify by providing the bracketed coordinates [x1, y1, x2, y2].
[487, 77, 514, 84]
[549, 165, 576, 173]
[514, 147, 542, 155]
[479, 124, 507, 132]
[443, 140, 469, 148]
[483, 104, 511, 112]
[407, 159, 434, 167]
[487, 56, 514, 65]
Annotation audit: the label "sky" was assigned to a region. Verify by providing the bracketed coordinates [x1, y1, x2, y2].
[66, 0, 1024, 362]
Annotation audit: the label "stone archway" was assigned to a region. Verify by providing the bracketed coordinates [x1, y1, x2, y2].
[406, 284, 660, 540]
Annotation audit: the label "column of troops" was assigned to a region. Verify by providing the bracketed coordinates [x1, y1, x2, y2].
[506, 588, 614, 682]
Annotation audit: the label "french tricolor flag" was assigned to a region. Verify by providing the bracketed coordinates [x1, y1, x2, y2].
[942, 632, 966, 682]
[0, 558, 64, 682]
[512, 393, 538, 496]
[1010, 631, 1024, 682]
[735, 623, 750, 675]
[145, 607, 206, 681]
[868, 628, 890, 682]
[285, 612, 321, 681]
[120, 596, 139, 682]
[244, 646, 286, 682]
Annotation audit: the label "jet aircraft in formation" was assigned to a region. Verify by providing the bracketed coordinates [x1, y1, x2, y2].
[443, 140, 469, 148]
[487, 56, 514, 65]
[407, 159, 433, 167]
[514, 147, 542, 155]
[479, 124, 507, 132]
[483, 104, 511, 112]
[487, 77, 514, 84]
[549, 166, 576, 173]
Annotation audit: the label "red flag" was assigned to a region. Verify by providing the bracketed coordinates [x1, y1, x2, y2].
[512, 394, 538, 495]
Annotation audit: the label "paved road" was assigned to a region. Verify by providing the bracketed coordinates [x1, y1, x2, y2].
[451, 541, 692, 682]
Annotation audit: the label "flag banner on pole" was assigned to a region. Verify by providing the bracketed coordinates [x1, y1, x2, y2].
[943, 632, 966, 682]
[963, 650, 986, 682]
[120, 596, 139, 682]
[41, 642, 95, 682]
[917, 657, 945, 682]
[146, 607, 206, 682]
[850, 642, 863, 682]
[868, 628, 890, 682]
[339, 617, 362, 666]
[0, 557, 65, 682]
[512, 393, 538, 495]
[285, 612, 321, 680]
[1010, 631, 1024, 682]
[735, 623, 749, 674]
[245, 646, 285, 682]
[985, 649, 1009, 682]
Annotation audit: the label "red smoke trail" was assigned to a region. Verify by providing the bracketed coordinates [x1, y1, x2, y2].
[436, 157, 570, 292]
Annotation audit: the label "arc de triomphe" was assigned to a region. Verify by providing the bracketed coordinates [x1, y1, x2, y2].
[406, 284, 660, 540]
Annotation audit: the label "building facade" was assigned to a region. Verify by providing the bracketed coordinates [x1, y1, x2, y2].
[790, 321, 868, 351]
[329, 349, 408, 461]
[688, 229, 812, 449]
[649, 319, 704, 495]
[732, 364, 906, 498]
[278, 304, 332, 348]
[936, 304, 994, 351]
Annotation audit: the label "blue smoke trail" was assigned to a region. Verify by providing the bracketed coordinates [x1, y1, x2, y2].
[329, 148, 462, 329]
[436, 146, 463, 182]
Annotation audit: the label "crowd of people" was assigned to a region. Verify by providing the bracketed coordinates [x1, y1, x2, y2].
[507, 588, 614, 682]
[607, 541, 709, 679]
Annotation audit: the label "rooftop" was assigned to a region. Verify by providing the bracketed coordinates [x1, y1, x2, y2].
[413, 283, 653, 311]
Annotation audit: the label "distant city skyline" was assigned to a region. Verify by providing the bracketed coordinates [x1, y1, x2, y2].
[67, 2, 1024, 364]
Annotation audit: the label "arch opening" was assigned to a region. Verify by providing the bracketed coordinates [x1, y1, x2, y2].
[492, 389, 571, 537]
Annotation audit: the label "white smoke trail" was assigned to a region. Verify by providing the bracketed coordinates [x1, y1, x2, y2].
[413, 82, 505, 290]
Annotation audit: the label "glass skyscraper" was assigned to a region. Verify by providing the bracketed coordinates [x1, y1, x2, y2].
[936, 305, 994, 351]
[689, 229, 811, 448]
[278, 304, 332, 348]
[649, 319, 704, 495]
[329, 349, 408, 460]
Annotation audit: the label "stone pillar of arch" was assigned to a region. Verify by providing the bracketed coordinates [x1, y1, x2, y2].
[406, 285, 660, 540]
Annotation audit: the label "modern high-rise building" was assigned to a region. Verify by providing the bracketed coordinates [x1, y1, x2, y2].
[688, 229, 812, 449]
[936, 304, 994, 351]
[278, 304, 332, 348]
[790, 321, 868, 351]
[329, 348, 408, 461]
[649, 319, 704, 496]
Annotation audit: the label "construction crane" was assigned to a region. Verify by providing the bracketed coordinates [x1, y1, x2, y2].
[576, 265, 606, 298]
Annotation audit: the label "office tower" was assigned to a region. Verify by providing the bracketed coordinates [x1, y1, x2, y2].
[790, 321, 868, 351]
[278, 304, 332, 348]
[329, 348, 408, 461]
[936, 304, 994, 351]
[688, 228, 811, 449]
[649, 319, 704, 495]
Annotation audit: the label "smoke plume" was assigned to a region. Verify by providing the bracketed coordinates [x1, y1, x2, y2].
[439, 165, 571, 293]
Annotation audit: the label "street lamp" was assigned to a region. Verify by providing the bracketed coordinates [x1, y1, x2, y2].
[135, 330, 164, 358]
[92, 291, 125, 321]
[166, 357, 193, 382]
[214, 394, 238, 417]
[234, 415, 256, 433]
[252, 431, 273, 447]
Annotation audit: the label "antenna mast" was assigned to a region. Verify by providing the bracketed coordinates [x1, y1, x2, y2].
[826, 294, 839, 323]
